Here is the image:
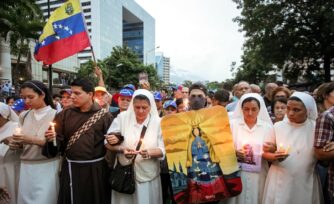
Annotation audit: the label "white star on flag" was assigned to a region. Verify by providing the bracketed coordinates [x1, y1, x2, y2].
[69, 30, 73, 35]
[64, 26, 69, 31]
[41, 41, 45, 45]
[59, 24, 63, 29]
[53, 24, 58, 29]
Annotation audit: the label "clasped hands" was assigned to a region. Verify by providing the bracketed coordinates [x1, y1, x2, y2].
[123, 148, 151, 159]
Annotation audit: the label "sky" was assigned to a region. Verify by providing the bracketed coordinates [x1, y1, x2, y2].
[135, 0, 245, 83]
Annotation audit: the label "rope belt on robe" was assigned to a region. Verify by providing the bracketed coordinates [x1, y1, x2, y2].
[66, 157, 105, 204]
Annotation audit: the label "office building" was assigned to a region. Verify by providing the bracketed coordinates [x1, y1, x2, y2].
[36, 0, 156, 64]
[155, 52, 170, 84]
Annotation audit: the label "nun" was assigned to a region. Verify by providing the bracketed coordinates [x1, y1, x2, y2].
[0, 102, 20, 204]
[262, 92, 323, 204]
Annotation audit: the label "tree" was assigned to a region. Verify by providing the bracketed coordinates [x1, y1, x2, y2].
[0, 0, 44, 84]
[182, 80, 193, 88]
[78, 46, 160, 89]
[206, 81, 222, 91]
[233, 0, 334, 83]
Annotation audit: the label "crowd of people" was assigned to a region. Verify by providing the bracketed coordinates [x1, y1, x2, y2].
[0, 72, 334, 204]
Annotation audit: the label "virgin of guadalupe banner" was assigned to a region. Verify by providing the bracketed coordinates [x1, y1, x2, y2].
[161, 106, 242, 204]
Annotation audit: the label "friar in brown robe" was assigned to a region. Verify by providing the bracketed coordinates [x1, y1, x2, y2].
[43, 78, 115, 204]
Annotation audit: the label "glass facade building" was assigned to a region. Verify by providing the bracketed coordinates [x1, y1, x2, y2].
[36, 0, 156, 64]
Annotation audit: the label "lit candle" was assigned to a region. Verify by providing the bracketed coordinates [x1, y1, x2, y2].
[285, 146, 290, 154]
[279, 143, 284, 152]
[50, 122, 56, 146]
[15, 127, 21, 135]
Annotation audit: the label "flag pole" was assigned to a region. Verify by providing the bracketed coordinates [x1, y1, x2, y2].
[90, 45, 97, 66]
[47, 0, 53, 94]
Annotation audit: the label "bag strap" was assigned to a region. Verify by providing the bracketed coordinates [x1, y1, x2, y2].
[135, 126, 147, 151]
[19, 110, 31, 125]
[65, 108, 108, 152]
[132, 116, 150, 161]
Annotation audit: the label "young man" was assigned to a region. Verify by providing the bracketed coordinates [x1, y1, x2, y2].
[43, 78, 117, 204]
[188, 83, 208, 110]
[212, 89, 230, 107]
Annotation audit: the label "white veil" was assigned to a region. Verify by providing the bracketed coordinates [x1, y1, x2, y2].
[121, 89, 160, 148]
[127, 89, 159, 119]
[290, 92, 318, 121]
[0, 102, 19, 122]
[232, 93, 272, 125]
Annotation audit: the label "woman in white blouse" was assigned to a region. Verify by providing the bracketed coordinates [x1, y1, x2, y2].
[225, 93, 274, 204]
[11, 81, 59, 204]
[105, 89, 165, 204]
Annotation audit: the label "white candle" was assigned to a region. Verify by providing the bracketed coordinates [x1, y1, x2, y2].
[279, 143, 284, 152]
[50, 122, 56, 146]
[285, 146, 290, 154]
[15, 127, 21, 135]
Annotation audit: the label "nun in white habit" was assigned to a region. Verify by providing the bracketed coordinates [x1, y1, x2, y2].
[224, 93, 274, 204]
[0, 102, 20, 204]
[106, 89, 165, 204]
[262, 92, 323, 204]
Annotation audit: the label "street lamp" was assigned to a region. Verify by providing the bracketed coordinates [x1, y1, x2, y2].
[145, 46, 160, 65]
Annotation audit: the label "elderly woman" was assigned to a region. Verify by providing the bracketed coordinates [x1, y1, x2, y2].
[226, 93, 274, 204]
[105, 89, 165, 204]
[262, 92, 323, 204]
[0, 102, 19, 204]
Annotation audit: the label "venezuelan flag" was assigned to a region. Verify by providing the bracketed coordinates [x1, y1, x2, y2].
[34, 0, 90, 65]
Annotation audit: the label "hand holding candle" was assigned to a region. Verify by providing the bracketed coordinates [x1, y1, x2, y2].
[50, 122, 56, 146]
[15, 127, 22, 135]
[275, 143, 290, 162]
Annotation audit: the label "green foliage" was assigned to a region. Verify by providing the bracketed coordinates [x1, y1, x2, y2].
[182, 80, 193, 88]
[232, 0, 334, 84]
[0, 0, 44, 84]
[77, 60, 107, 86]
[206, 81, 222, 91]
[78, 46, 161, 89]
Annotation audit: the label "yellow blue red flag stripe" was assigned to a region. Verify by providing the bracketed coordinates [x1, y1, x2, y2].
[34, 0, 90, 65]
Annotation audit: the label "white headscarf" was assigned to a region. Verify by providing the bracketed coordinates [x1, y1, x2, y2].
[120, 89, 160, 148]
[127, 89, 159, 119]
[290, 91, 318, 121]
[232, 93, 272, 124]
[0, 102, 19, 122]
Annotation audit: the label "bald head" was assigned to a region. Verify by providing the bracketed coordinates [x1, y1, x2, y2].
[235, 81, 251, 98]
[250, 84, 261, 94]
[265, 83, 278, 98]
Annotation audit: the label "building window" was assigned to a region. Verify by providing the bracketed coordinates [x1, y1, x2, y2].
[83, 8, 91, 13]
[81, 2, 91, 6]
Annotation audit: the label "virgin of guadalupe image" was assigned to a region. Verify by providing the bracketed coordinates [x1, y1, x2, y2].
[161, 106, 242, 204]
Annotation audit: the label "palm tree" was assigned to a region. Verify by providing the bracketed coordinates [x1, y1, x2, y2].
[0, 0, 44, 85]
